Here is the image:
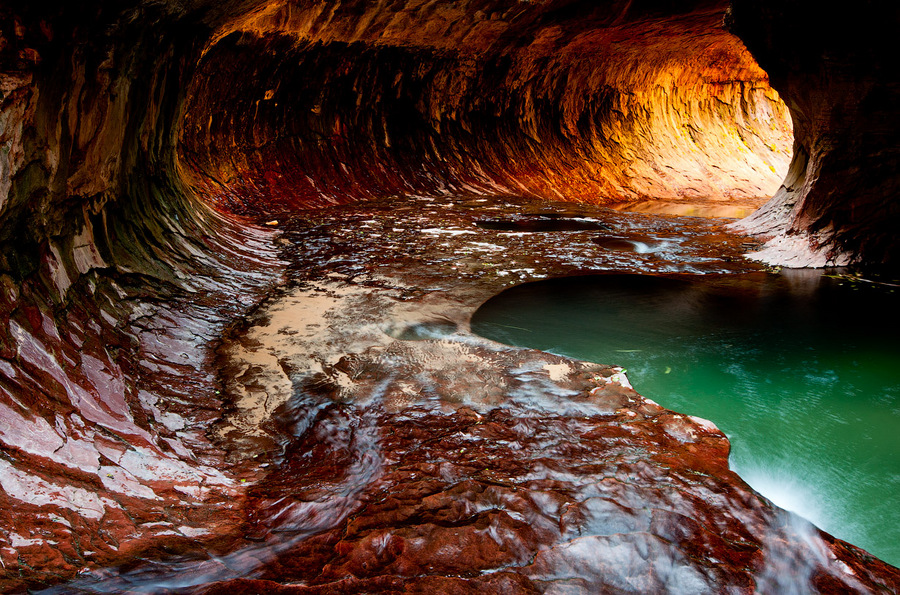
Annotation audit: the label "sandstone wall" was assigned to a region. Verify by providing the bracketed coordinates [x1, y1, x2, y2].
[0, 0, 897, 589]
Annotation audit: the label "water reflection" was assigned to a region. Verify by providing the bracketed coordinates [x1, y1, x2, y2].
[476, 215, 612, 232]
[471, 271, 900, 566]
[609, 199, 765, 219]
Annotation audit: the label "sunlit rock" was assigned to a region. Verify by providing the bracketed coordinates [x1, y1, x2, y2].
[0, 0, 898, 592]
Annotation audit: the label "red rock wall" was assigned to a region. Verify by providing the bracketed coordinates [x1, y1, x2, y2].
[0, 4, 285, 588]
[0, 0, 897, 590]
[178, 0, 793, 216]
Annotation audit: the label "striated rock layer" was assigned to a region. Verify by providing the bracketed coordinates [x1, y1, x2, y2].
[39, 195, 900, 594]
[0, 2, 286, 588]
[178, 0, 793, 215]
[0, 0, 898, 592]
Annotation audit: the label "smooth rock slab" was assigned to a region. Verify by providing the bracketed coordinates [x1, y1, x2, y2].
[34, 195, 900, 594]
[195, 196, 898, 594]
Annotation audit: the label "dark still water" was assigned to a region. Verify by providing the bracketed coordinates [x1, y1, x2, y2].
[471, 271, 900, 567]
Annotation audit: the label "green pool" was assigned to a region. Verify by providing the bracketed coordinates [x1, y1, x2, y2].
[471, 271, 900, 567]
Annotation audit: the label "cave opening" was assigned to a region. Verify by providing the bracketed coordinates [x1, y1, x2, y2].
[3, 0, 900, 592]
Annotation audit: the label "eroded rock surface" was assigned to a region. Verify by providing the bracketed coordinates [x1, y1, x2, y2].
[727, 1, 900, 269]
[48, 195, 895, 594]
[179, 0, 793, 215]
[1, 0, 899, 592]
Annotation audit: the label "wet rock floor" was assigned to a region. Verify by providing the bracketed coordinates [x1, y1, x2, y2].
[59, 194, 900, 593]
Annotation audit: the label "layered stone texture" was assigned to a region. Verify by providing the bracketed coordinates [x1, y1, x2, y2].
[0, 3, 286, 588]
[1, 0, 899, 592]
[179, 0, 793, 216]
[48, 194, 900, 594]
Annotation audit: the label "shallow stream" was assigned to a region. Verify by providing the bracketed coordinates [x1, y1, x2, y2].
[472, 271, 900, 566]
[41, 194, 900, 592]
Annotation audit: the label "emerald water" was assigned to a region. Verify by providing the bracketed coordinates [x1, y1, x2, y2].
[471, 271, 900, 567]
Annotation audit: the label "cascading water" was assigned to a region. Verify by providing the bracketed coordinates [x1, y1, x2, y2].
[4, 0, 900, 591]
[471, 270, 900, 566]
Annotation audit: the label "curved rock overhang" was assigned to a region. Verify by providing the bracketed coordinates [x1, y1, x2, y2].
[178, 0, 792, 215]
[727, 0, 900, 268]
[0, 0, 898, 590]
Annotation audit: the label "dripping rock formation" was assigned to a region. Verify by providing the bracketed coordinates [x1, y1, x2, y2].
[0, 0, 898, 593]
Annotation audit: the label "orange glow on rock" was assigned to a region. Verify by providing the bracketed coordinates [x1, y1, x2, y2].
[178, 2, 793, 218]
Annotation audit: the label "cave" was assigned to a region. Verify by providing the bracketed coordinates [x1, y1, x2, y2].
[1, 0, 899, 593]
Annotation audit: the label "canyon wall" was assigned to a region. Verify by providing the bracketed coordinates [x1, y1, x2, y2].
[0, 0, 898, 590]
[0, 2, 284, 586]
[179, 0, 792, 215]
[728, 0, 900, 268]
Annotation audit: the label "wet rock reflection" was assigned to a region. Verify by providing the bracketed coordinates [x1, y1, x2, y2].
[48, 194, 899, 593]
[591, 235, 664, 253]
[476, 216, 612, 233]
[385, 320, 459, 341]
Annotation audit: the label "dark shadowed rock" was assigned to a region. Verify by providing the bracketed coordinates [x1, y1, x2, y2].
[1, 0, 898, 592]
[727, 0, 900, 269]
